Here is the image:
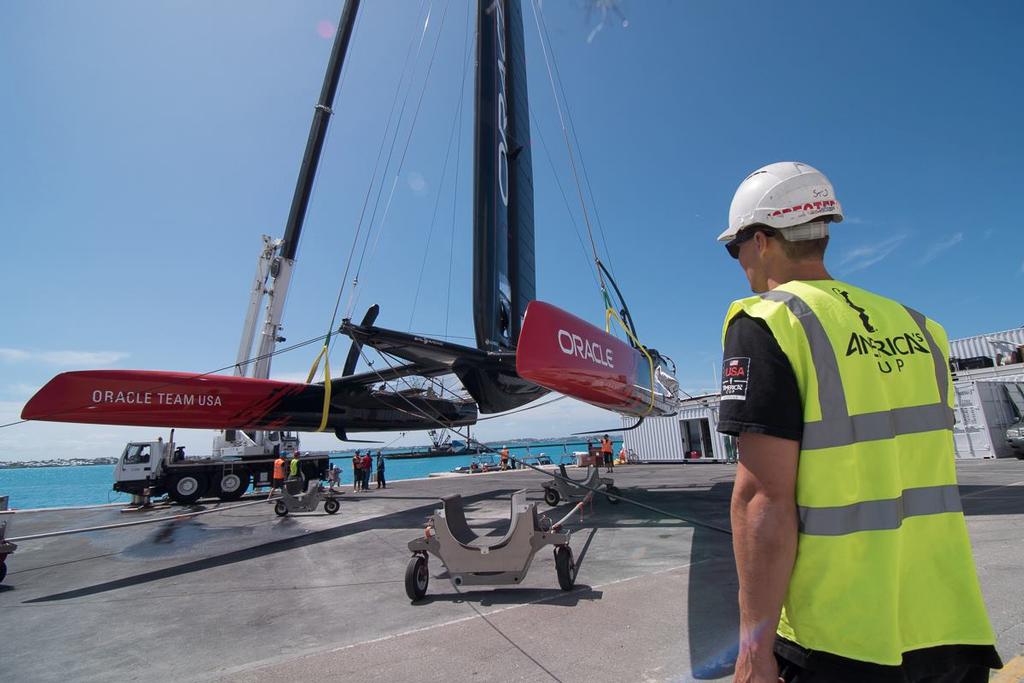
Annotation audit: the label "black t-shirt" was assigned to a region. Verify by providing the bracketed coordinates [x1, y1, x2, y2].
[718, 313, 802, 441]
[717, 312, 1003, 679]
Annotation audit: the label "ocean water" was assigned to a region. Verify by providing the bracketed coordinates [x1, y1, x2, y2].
[0, 442, 617, 510]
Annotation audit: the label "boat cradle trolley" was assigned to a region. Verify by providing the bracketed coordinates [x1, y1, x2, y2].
[542, 464, 621, 507]
[273, 480, 341, 517]
[0, 520, 17, 584]
[405, 489, 577, 600]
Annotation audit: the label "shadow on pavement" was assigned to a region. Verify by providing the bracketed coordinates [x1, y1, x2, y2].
[24, 489, 516, 603]
[960, 484, 1024, 516]
[416, 585, 603, 608]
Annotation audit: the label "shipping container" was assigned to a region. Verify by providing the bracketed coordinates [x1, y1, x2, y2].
[622, 395, 735, 462]
[951, 365, 1024, 459]
[949, 328, 1024, 367]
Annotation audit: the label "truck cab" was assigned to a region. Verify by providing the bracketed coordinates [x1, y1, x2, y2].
[113, 439, 172, 497]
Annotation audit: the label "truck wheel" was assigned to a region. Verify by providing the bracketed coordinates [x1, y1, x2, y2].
[543, 488, 560, 507]
[405, 554, 429, 601]
[216, 470, 251, 502]
[323, 498, 340, 515]
[274, 501, 289, 517]
[605, 485, 621, 505]
[169, 473, 207, 505]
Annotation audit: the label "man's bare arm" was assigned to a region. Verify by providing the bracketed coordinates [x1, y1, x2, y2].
[731, 432, 799, 682]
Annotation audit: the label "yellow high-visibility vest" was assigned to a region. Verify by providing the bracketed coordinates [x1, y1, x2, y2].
[723, 279, 995, 665]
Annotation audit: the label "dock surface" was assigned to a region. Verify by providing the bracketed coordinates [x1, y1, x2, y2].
[1, 461, 1022, 682]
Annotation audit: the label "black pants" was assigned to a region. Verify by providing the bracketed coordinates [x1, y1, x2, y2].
[377, 470, 385, 488]
[778, 657, 992, 683]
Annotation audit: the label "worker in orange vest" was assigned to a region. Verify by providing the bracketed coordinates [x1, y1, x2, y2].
[500, 446, 510, 470]
[271, 453, 287, 495]
[618, 444, 628, 465]
[600, 434, 614, 472]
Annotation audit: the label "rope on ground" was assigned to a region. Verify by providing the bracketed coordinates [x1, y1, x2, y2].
[358, 347, 733, 537]
[6, 496, 281, 543]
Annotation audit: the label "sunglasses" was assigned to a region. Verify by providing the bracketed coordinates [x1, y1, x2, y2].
[725, 227, 777, 259]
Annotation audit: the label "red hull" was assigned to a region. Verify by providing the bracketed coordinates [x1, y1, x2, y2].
[515, 301, 678, 417]
[21, 370, 307, 429]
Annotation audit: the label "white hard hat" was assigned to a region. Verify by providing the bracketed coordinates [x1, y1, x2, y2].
[718, 161, 844, 243]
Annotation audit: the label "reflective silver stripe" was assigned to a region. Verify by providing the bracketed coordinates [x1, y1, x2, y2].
[802, 402, 955, 450]
[760, 289, 954, 449]
[904, 306, 950, 407]
[761, 290, 848, 421]
[799, 484, 962, 536]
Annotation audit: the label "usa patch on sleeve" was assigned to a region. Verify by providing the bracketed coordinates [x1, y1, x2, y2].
[721, 356, 750, 401]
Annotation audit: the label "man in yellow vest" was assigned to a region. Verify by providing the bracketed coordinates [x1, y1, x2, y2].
[717, 162, 1001, 682]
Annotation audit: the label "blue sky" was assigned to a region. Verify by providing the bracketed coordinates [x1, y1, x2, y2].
[2, 0, 1022, 460]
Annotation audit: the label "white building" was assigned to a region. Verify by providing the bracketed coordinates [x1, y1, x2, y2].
[623, 328, 1024, 462]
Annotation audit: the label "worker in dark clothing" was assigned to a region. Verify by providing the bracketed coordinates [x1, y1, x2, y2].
[376, 451, 386, 489]
[352, 451, 362, 492]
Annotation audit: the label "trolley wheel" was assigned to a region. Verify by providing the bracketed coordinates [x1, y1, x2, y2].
[543, 488, 560, 507]
[554, 545, 575, 591]
[0, 560, 7, 584]
[216, 470, 251, 502]
[405, 554, 429, 601]
[274, 501, 289, 517]
[168, 473, 207, 505]
[605, 485, 621, 505]
[324, 498, 340, 515]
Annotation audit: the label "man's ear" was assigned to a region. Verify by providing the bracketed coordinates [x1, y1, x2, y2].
[754, 230, 771, 257]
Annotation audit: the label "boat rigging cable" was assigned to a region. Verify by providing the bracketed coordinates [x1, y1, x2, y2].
[356, 344, 731, 536]
[345, 0, 452, 322]
[528, 111, 601, 290]
[309, 2, 434, 383]
[407, 0, 474, 333]
[443, 11, 474, 342]
[533, 0, 618, 283]
[304, 2, 441, 430]
[528, 0, 662, 416]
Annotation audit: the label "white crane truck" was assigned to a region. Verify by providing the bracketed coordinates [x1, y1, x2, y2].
[110, 236, 329, 505]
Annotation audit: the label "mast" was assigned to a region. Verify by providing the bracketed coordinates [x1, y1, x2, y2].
[252, 0, 361, 380]
[473, 0, 536, 353]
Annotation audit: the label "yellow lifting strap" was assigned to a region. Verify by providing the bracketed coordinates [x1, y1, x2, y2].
[604, 307, 656, 416]
[305, 344, 333, 432]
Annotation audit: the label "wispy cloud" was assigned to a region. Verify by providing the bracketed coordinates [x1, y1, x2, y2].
[1019, 259, 1024, 276]
[844, 216, 867, 225]
[917, 232, 963, 266]
[406, 170, 428, 197]
[0, 348, 129, 367]
[836, 234, 908, 274]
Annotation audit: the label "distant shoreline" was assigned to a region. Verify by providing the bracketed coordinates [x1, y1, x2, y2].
[0, 459, 118, 470]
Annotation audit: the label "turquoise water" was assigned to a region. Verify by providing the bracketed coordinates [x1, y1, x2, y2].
[0, 442, 616, 509]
